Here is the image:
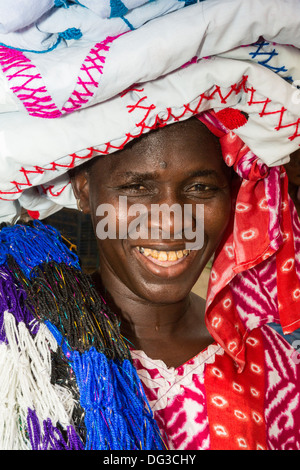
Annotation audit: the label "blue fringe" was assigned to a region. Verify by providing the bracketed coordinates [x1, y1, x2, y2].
[0, 221, 80, 277]
[0, 222, 165, 450]
[47, 322, 165, 450]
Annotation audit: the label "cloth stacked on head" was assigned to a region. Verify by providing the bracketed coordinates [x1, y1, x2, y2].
[0, 0, 300, 450]
[0, 0, 197, 52]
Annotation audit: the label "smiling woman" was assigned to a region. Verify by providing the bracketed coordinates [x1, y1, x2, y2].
[71, 118, 231, 368]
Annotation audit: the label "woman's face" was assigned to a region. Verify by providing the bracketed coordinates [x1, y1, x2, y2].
[75, 119, 231, 304]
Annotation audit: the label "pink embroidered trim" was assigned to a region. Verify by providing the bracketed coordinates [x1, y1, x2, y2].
[0, 47, 62, 118]
[61, 36, 120, 114]
[0, 35, 120, 118]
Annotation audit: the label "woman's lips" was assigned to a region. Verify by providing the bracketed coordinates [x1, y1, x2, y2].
[136, 246, 189, 265]
[133, 245, 199, 277]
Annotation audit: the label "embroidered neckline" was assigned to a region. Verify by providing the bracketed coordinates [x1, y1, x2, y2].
[131, 344, 224, 412]
[131, 342, 222, 373]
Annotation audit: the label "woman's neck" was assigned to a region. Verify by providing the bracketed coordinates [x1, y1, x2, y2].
[92, 268, 192, 339]
[91, 268, 212, 368]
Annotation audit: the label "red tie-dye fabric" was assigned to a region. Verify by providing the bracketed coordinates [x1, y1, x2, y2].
[132, 325, 300, 450]
[199, 110, 300, 449]
[198, 110, 300, 368]
[204, 328, 267, 450]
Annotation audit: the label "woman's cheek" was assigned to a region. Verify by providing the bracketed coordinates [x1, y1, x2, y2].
[116, 200, 130, 239]
[204, 198, 231, 246]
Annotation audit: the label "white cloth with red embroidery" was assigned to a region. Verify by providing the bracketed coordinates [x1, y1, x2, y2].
[0, 0, 300, 222]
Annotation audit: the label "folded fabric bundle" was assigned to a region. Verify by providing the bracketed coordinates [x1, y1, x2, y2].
[0, 57, 299, 222]
[1, 0, 300, 114]
[0, 0, 194, 53]
[0, 0, 193, 36]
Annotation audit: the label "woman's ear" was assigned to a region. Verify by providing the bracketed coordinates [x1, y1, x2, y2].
[70, 169, 91, 214]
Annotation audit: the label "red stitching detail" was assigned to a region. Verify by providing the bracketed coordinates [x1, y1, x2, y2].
[247, 88, 300, 139]
[1, 75, 300, 201]
[276, 117, 300, 141]
[0, 154, 93, 199]
[5, 166, 44, 194]
[119, 85, 146, 97]
[41, 181, 70, 197]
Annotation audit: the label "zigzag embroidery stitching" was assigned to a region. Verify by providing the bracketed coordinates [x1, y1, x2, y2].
[0, 36, 119, 118]
[0, 154, 93, 198]
[0, 46, 62, 118]
[1, 75, 300, 199]
[61, 36, 120, 113]
[249, 41, 294, 83]
[41, 181, 71, 197]
[247, 87, 300, 140]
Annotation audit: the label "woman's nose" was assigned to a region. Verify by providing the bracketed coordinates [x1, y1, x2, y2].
[148, 202, 184, 240]
[147, 190, 190, 241]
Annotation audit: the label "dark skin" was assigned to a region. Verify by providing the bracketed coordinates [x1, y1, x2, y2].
[285, 149, 300, 217]
[71, 119, 231, 368]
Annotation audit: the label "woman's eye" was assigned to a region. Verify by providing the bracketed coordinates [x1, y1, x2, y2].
[187, 183, 215, 192]
[119, 183, 146, 192]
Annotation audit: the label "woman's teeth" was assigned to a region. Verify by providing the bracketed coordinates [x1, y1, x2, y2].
[136, 246, 190, 261]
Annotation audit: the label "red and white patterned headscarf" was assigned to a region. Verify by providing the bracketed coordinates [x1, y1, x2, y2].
[198, 109, 300, 370]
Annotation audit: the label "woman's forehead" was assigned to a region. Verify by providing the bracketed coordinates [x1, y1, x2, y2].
[94, 118, 222, 174]
[129, 118, 218, 151]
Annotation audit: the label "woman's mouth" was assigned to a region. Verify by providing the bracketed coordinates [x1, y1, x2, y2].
[136, 246, 191, 266]
[134, 245, 199, 278]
